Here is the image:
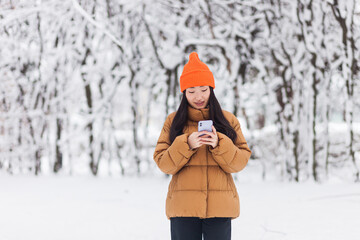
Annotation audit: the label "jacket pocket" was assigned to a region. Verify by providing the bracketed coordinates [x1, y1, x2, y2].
[227, 174, 237, 198]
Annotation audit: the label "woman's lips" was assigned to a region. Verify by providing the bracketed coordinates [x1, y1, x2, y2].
[195, 101, 204, 106]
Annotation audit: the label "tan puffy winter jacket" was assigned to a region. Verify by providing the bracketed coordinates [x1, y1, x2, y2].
[153, 106, 252, 220]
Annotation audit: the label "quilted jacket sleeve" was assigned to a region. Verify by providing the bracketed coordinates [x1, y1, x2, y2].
[153, 113, 198, 175]
[209, 114, 251, 173]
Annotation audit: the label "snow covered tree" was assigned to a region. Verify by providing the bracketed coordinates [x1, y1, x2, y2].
[0, 0, 359, 181]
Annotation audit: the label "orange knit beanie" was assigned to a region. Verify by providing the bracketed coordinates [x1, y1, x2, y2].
[179, 52, 215, 92]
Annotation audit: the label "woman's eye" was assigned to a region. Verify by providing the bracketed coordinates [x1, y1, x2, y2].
[188, 92, 194, 94]
[201, 89, 207, 92]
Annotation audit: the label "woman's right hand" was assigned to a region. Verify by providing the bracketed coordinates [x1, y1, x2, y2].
[188, 131, 206, 150]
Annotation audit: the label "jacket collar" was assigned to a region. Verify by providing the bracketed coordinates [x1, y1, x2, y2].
[188, 105, 210, 122]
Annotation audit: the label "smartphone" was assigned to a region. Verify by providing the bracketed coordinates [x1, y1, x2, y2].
[198, 120, 213, 137]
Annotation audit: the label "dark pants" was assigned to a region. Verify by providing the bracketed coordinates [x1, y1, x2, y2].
[170, 217, 231, 240]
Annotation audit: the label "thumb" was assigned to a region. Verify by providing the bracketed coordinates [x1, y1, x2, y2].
[212, 125, 217, 134]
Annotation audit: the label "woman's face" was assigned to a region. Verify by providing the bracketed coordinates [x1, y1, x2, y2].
[185, 86, 210, 109]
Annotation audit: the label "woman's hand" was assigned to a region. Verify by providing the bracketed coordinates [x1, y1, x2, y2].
[188, 126, 218, 149]
[199, 126, 218, 149]
[188, 131, 206, 150]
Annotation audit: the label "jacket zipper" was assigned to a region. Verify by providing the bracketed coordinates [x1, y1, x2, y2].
[205, 146, 209, 218]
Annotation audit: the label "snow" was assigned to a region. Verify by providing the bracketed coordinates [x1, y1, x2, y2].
[0, 1, 360, 237]
[1, 173, 359, 240]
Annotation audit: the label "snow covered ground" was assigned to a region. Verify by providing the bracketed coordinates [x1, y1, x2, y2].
[0, 173, 359, 240]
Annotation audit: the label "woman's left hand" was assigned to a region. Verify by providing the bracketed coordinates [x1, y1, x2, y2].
[199, 125, 218, 149]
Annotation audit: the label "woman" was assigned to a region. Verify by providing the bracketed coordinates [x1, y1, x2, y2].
[153, 52, 252, 240]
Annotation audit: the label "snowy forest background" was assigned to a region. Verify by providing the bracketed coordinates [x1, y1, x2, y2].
[1, 0, 359, 182]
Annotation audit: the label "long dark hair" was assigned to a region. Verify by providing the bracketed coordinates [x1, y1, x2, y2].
[169, 87, 237, 143]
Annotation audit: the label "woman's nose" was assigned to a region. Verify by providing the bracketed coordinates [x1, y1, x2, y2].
[194, 92, 203, 99]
